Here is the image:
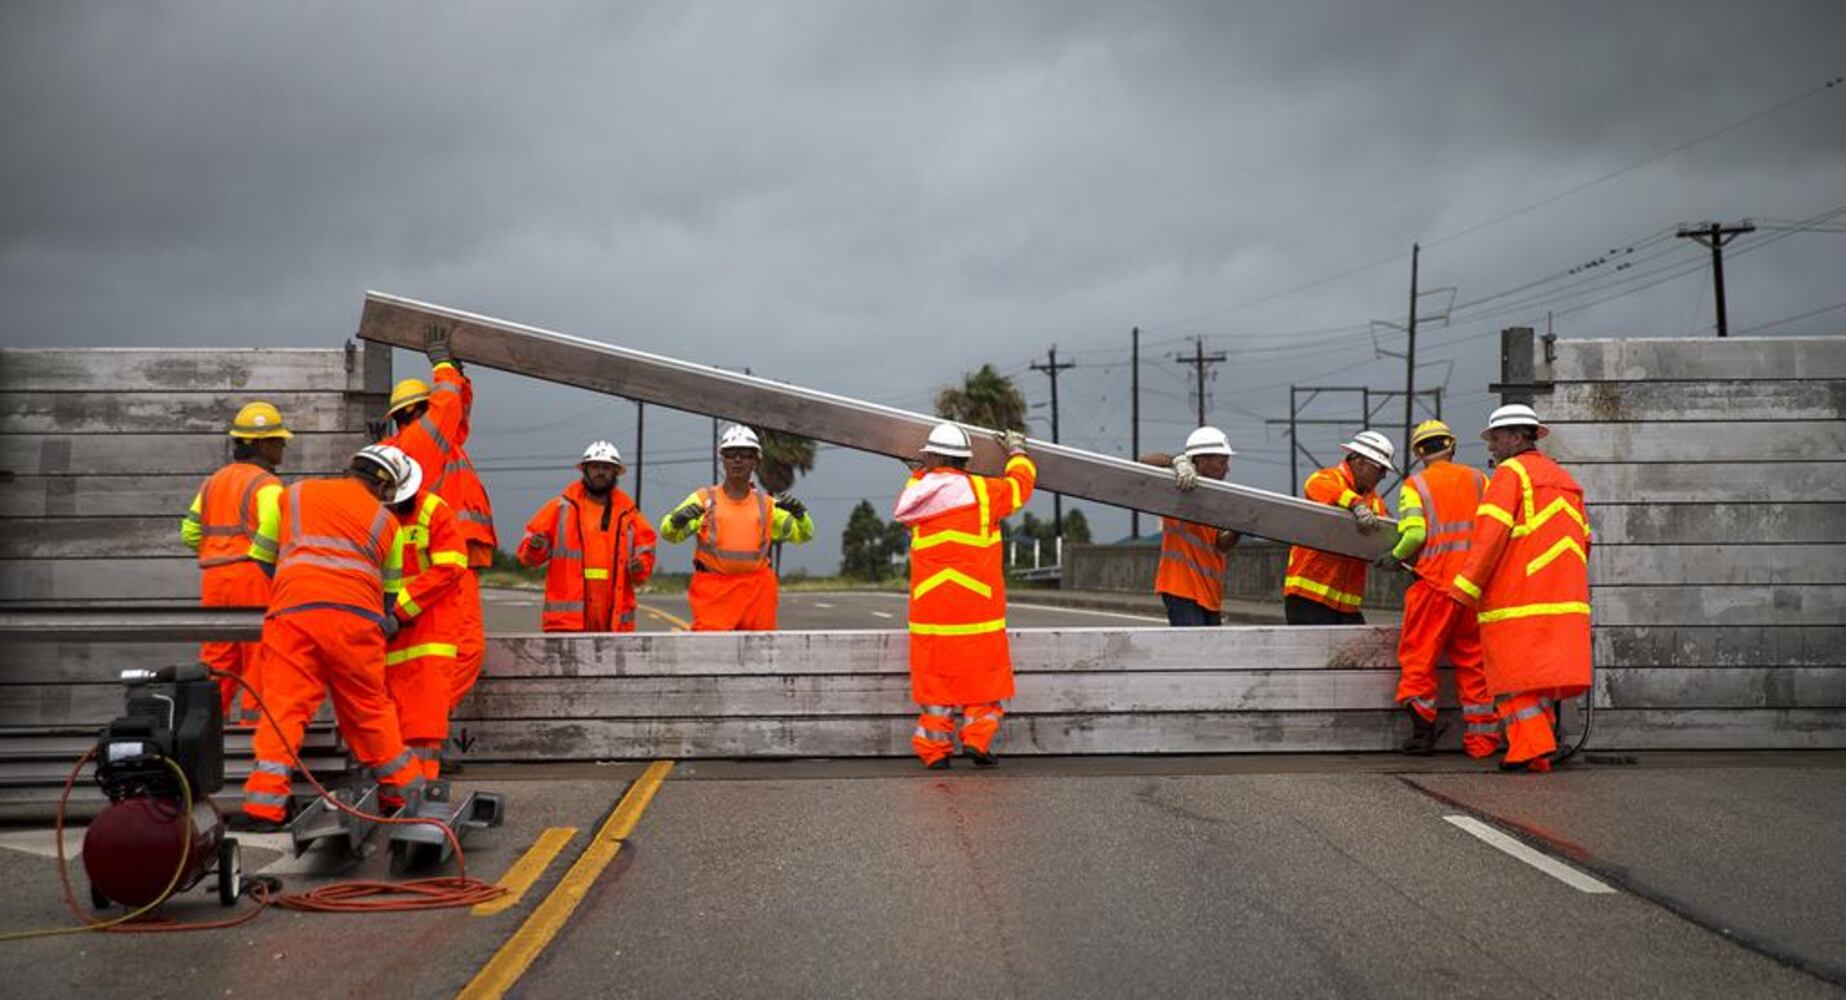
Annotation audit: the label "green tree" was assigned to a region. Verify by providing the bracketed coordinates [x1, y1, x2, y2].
[840, 499, 904, 581]
[756, 428, 816, 494]
[935, 364, 1028, 433]
[1062, 507, 1093, 545]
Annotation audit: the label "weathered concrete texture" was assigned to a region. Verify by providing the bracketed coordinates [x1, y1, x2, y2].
[1064, 540, 1410, 609]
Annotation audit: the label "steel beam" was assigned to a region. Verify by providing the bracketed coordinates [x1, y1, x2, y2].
[358, 292, 1394, 558]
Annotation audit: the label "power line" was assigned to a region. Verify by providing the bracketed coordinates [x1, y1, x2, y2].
[1734, 298, 1846, 335]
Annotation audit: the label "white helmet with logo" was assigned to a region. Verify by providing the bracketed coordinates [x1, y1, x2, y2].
[718, 424, 761, 454]
[1482, 403, 1550, 440]
[355, 443, 420, 503]
[579, 440, 624, 467]
[921, 421, 974, 458]
[1340, 429, 1397, 472]
[1183, 426, 1237, 458]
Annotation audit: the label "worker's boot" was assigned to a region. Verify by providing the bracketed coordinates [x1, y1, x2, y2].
[1399, 705, 1438, 755]
[963, 745, 999, 768]
[925, 756, 951, 771]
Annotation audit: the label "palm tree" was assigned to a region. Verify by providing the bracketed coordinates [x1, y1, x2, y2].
[756, 428, 817, 572]
[935, 364, 1028, 433]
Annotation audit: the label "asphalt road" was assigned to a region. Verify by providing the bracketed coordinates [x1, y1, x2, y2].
[2, 755, 1841, 998]
[482, 587, 1166, 632]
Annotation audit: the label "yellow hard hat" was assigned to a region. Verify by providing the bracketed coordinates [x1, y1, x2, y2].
[1411, 419, 1455, 450]
[387, 378, 432, 417]
[228, 401, 293, 440]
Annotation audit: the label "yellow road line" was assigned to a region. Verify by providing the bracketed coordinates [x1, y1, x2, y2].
[457, 760, 675, 1000]
[472, 827, 577, 917]
[638, 602, 692, 631]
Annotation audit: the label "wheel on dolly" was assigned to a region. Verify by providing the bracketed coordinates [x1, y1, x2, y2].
[217, 836, 242, 906]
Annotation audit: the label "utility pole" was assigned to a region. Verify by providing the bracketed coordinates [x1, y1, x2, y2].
[710, 416, 718, 484]
[1676, 221, 1756, 336]
[1031, 345, 1076, 538]
[1178, 336, 1227, 427]
[1403, 243, 1418, 467]
[1130, 327, 1141, 540]
[634, 401, 645, 511]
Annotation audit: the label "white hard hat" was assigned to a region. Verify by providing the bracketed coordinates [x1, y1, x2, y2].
[354, 443, 420, 503]
[1482, 403, 1550, 440]
[1340, 429, 1397, 472]
[579, 439, 624, 467]
[1183, 426, 1236, 458]
[718, 424, 761, 454]
[921, 421, 974, 458]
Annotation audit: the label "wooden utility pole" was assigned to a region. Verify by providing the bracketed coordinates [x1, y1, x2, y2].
[1031, 346, 1076, 538]
[1178, 336, 1227, 427]
[1676, 222, 1756, 336]
[1403, 243, 1418, 466]
[634, 401, 645, 511]
[1130, 327, 1141, 540]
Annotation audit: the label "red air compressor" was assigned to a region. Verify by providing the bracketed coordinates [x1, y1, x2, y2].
[83, 663, 242, 909]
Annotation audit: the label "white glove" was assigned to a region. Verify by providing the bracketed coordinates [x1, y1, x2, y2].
[1351, 504, 1381, 534]
[996, 429, 1028, 455]
[1172, 454, 1199, 492]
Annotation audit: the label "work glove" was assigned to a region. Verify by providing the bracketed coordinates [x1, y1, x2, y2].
[526, 533, 551, 555]
[627, 557, 647, 578]
[777, 493, 808, 520]
[668, 502, 703, 530]
[1172, 454, 1199, 492]
[996, 429, 1028, 455]
[424, 324, 454, 365]
[380, 614, 401, 640]
[1373, 551, 1406, 572]
[1350, 504, 1381, 534]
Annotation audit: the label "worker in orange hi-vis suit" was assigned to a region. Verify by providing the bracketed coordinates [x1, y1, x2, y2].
[180, 401, 289, 727]
[237, 446, 424, 831]
[518, 440, 658, 632]
[1282, 430, 1393, 625]
[892, 422, 1036, 769]
[382, 325, 490, 713]
[1450, 404, 1593, 774]
[1142, 426, 1241, 627]
[1376, 419, 1496, 758]
[659, 425, 813, 631]
[371, 446, 471, 782]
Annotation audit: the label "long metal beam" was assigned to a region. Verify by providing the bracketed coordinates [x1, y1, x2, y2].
[358, 292, 1394, 557]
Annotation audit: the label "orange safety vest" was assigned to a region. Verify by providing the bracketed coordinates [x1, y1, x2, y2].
[386, 492, 471, 665]
[1155, 518, 1226, 611]
[1284, 461, 1385, 613]
[893, 455, 1036, 706]
[193, 462, 281, 570]
[520, 482, 658, 631]
[384, 362, 497, 565]
[694, 486, 773, 575]
[1450, 450, 1592, 698]
[269, 479, 395, 618]
[1401, 461, 1488, 585]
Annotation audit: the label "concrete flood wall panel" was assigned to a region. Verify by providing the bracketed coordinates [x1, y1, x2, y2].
[1064, 541, 1410, 610]
[1501, 329, 1846, 747]
[0, 346, 391, 606]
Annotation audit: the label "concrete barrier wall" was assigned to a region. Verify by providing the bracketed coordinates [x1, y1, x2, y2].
[1500, 329, 1846, 746]
[0, 346, 391, 605]
[1064, 540, 1409, 610]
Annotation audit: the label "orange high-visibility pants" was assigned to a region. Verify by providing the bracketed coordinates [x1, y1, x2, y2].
[960, 702, 1004, 754]
[913, 704, 956, 764]
[447, 570, 485, 711]
[689, 567, 778, 631]
[1394, 579, 1501, 758]
[1499, 692, 1557, 771]
[200, 562, 269, 727]
[387, 651, 454, 748]
[242, 610, 422, 822]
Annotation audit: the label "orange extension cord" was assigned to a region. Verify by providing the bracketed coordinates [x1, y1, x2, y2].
[14, 668, 506, 939]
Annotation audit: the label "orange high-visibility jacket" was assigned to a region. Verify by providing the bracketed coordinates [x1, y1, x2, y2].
[1398, 460, 1488, 586]
[1450, 450, 1592, 698]
[386, 492, 471, 665]
[893, 455, 1037, 706]
[385, 362, 497, 565]
[1285, 461, 1386, 613]
[518, 482, 658, 631]
[269, 479, 396, 620]
[182, 461, 283, 571]
[1155, 518, 1226, 612]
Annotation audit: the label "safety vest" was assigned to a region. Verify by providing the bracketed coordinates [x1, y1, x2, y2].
[1451, 451, 1593, 697]
[524, 482, 654, 631]
[269, 479, 396, 617]
[1284, 462, 1385, 613]
[384, 362, 497, 563]
[384, 492, 470, 666]
[1155, 518, 1225, 611]
[1399, 461, 1488, 585]
[188, 462, 281, 569]
[695, 486, 773, 575]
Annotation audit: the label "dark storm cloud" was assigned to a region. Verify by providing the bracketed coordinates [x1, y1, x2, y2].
[4, 1, 1842, 568]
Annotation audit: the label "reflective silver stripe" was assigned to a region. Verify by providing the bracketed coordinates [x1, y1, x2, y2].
[456, 510, 494, 526]
[1466, 721, 1503, 735]
[251, 531, 278, 550]
[1408, 696, 1436, 710]
[1161, 522, 1218, 559]
[552, 548, 584, 561]
[416, 414, 454, 455]
[1430, 519, 1475, 536]
[921, 704, 955, 717]
[913, 727, 952, 742]
[432, 381, 462, 396]
[1506, 703, 1547, 724]
[1419, 540, 1472, 556]
[288, 533, 375, 555]
[373, 748, 417, 779]
[198, 554, 254, 568]
[1462, 703, 1497, 718]
[544, 600, 585, 613]
[245, 791, 290, 806]
[198, 524, 247, 537]
[284, 552, 382, 576]
[1159, 549, 1218, 580]
[253, 759, 292, 776]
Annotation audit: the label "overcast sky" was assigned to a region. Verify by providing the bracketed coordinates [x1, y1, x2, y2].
[4, 1, 1842, 573]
